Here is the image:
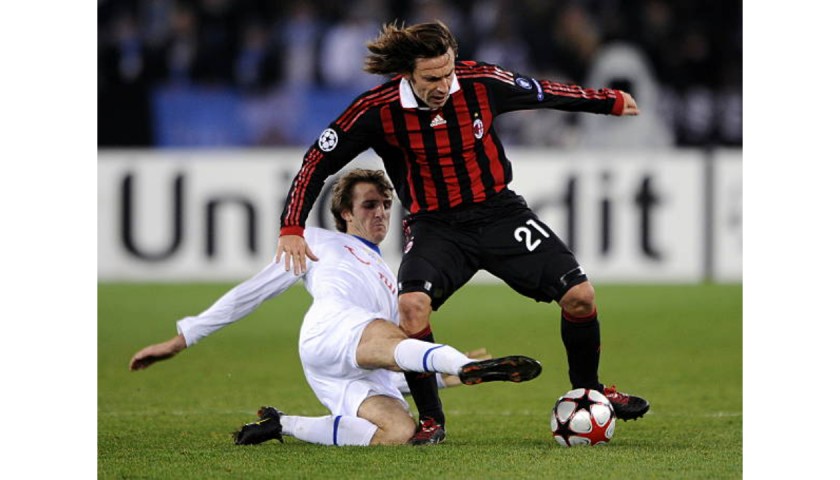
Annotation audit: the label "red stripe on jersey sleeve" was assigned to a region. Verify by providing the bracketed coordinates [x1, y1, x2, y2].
[540, 82, 584, 98]
[456, 65, 515, 85]
[283, 149, 323, 227]
[541, 82, 616, 103]
[337, 88, 399, 131]
[337, 89, 379, 128]
[342, 91, 400, 130]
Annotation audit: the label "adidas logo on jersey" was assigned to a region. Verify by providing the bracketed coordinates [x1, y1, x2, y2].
[430, 114, 447, 127]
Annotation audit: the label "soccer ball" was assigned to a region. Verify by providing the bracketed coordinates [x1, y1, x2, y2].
[550, 388, 616, 447]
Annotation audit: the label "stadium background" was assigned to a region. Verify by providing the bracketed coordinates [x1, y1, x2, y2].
[97, 1, 744, 478]
[97, 0, 742, 284]
[99, 0, 741, 149]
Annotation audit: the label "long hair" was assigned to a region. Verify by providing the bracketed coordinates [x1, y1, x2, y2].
[364, 20, 458, 75]
[330, 169, 394, 233]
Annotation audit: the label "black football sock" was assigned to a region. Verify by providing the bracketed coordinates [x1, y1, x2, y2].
[561, 309, 601, 390]
[403, 326, 445, 427]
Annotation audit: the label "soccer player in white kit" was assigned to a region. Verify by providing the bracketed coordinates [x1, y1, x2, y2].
[129, 169, 541, 446]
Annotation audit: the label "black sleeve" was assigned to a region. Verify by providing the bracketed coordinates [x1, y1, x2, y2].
[279, 107, 376, 234]
[479, 62, 622, 116]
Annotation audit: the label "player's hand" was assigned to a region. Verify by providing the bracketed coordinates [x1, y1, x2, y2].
[619, 91, 640, 116]
[129, 335, 187, 371]
[275, 234, 319, 275]
[463, 347, 491, 362]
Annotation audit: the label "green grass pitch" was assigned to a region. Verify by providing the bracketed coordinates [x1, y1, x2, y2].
[98, 282, 741, 479]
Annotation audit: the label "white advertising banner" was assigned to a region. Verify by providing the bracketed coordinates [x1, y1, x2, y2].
[711, 149, 743, 282]
[98, 149, 399, 281]
[506, 149, 705, 283]
[98, 148, 732, 283]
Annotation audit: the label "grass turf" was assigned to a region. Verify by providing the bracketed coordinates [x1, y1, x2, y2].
[98, 282, 741, 479]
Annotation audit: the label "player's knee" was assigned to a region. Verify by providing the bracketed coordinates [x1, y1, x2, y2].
[374, 416, 416, 445]
[398, 292, 432, 334]
[394, 416, 418, 444]
[559, 282, 596, 317]
[364, 319, 407, 342]
[357, 320, 406, 370]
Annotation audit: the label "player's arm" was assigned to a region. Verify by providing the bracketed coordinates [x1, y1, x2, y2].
[129, 261, 302, 371]
[615, 90, 639, 115]
[276, 113, 375, 275]
[129, 334, 186, 370]
[480, 62, 639, 116]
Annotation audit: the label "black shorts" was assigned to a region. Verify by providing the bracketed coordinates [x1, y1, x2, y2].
[397, 189, 587, 310]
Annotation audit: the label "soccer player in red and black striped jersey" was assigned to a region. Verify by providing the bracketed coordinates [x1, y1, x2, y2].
[276, 21, 650, 444]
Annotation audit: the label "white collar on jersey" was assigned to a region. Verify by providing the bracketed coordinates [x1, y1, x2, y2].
[399, 75, 461, 110]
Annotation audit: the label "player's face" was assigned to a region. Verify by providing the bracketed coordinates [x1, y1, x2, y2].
[343, 182, 392, 245]
[408, 48, 456, 109]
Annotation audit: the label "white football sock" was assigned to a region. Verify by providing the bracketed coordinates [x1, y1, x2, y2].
[393, 338, 471, 375]
[280, 414, 377, 446]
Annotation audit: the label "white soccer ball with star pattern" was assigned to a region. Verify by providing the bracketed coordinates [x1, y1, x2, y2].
[550, 388, 616, 447]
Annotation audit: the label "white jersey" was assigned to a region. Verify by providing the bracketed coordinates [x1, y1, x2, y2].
[176, 227, 398, 346]
[175, 227, 406, 417]
[298, 227, 398, 330]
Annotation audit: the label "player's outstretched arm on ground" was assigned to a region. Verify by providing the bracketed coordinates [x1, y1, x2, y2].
[129, 334, 187, 371]
[129, 261, 301, 372]
[275, 235, 319, 275]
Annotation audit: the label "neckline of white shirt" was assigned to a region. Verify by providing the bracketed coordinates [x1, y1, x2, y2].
[351, 235, 381, 256]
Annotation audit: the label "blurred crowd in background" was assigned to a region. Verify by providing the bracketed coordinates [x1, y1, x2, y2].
[98, 0, 742, 149]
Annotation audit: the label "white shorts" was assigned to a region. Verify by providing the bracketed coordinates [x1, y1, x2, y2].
[298, 300, 409, 417]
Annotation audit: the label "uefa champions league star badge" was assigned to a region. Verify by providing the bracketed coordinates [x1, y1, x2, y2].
[318, 128, 339, 151]
[515, 77, 533, 90]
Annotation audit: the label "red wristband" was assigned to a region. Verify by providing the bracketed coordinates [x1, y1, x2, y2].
[610, 90, 625, 116]
[280, 226, 305, 237]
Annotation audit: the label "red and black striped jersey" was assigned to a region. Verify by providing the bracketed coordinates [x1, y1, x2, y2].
[280, 60, 625, 236]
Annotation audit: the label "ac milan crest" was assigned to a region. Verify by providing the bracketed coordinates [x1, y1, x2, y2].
[473, 118, 484, 139]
